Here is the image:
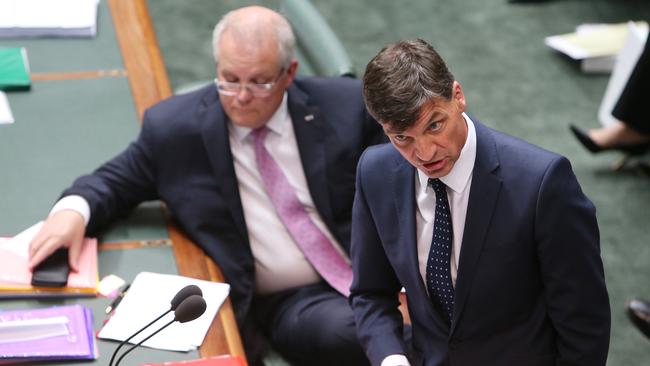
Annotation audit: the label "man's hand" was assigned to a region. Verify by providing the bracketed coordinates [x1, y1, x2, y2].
[28, 210, 86, 272]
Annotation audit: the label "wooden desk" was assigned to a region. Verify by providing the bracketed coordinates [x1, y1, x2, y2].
[107, 0, 244, 360]
[0, 0, 244, 362]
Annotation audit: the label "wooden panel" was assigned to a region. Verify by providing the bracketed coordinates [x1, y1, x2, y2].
[108, 0, 245, 361]
[168, 221, 246, 359]
[108, 0, 171, 119]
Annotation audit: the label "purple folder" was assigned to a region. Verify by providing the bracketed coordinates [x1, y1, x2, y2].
[0, 304, 97, 362]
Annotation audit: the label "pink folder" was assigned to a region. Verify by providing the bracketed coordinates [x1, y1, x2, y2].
[0, 236, 98, 297]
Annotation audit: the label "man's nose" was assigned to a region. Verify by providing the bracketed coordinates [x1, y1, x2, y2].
[415, 138, 436, 162]
[235, 85, 253, 103]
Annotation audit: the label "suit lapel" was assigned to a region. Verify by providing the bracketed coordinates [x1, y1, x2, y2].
[451, 121, 502, 335]
[288, 85, 338, 242]
[198, 87, 249, 241]
[391, 152, 450, 331]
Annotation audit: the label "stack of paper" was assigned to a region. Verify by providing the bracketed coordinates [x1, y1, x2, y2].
[0, 305, 97, 362]
[0, 0, 100, 38]
[0, 47, 30, 91]
[544, 21, 649, 73]
[598, 22, 649, 127]
[98, 272, 231, 352]
[0, 222, 99, 297]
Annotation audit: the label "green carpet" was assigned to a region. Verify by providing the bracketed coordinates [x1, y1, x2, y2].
[148, 0, 650, 364]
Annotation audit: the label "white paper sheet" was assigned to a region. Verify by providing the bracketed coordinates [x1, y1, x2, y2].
[97, 272, 230, 352]
[0, 91, 14, 124]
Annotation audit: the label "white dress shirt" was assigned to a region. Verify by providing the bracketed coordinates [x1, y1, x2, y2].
[228, 93, 348, 294]
[381, 113, 476, 366]
[52, 93, 348, 295]
[416, 113, 476, 289]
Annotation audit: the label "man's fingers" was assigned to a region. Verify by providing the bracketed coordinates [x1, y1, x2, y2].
[28, 229, 47, 259]
[27, 237, 60, 270]
[68, 236, 84, 272]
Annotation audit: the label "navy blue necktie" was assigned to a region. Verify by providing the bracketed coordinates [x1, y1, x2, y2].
[426, 178, 455, 325]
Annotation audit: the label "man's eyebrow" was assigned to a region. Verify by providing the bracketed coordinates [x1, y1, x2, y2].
[426, 110, 447, 122]
[383, 126, 405, 134]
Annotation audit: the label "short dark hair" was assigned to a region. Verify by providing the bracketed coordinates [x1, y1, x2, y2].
[362, 39, 454, 131]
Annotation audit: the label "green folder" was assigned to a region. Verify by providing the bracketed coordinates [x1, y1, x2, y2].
[0, 47, 31, 91]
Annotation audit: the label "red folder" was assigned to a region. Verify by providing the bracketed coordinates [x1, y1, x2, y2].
[141, 355, 247, 366]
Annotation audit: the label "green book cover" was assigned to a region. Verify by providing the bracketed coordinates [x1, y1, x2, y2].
[0, 47, 31, 91]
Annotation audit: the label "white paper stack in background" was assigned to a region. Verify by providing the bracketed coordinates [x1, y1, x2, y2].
[97, 272, 230, 352]
[598, 22, 649, 127]
[0, 0, 100, 38]
[544, 21, 648, 73]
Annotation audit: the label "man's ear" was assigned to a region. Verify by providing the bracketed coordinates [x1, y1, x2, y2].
[452, 81, 467, 112]
[284, 59, 299, 87]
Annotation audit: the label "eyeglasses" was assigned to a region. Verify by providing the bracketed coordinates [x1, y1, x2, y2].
[215, 68, 285, 97]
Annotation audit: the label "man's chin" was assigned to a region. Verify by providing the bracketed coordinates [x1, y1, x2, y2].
[229, 116, 265, 129]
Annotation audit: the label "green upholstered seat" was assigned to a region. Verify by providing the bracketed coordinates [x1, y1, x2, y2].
[175, 0, 354, 95]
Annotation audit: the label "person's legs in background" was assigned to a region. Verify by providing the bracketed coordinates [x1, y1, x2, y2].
[253, 283, 370, 366]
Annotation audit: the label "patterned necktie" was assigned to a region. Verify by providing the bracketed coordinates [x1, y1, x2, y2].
[251, 127, 353, 296]
[426, 178, 455, 325]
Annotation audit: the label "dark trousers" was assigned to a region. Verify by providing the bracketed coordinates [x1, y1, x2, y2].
[613, 35, 650, 135]
[252, 282, 370, 366]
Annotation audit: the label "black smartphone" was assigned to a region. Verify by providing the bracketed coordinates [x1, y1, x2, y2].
[31, 248, 71, 287]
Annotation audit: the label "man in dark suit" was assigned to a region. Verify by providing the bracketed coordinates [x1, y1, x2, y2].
[28, 6, 383, 366]
[349, 39, 610, 366]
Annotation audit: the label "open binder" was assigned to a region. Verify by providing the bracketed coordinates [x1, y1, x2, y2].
[0, 304, 97, 363]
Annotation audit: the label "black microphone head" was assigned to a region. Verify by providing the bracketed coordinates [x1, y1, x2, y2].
[173, 294, 207, 323]
[170, 285, 203, 310]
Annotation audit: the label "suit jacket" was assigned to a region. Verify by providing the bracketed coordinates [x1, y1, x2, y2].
[62, 77, 385, 356]
[350, 119, 610, 366]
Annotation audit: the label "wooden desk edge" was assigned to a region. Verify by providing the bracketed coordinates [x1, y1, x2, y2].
[108, 0, 245, 360]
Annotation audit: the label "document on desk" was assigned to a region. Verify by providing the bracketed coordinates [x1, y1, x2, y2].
[98, 272, 231, 352]
[0, 0, 100, 38]
[0, 47, 30, 91]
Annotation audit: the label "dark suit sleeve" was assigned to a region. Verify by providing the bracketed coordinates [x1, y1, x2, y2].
[350, 150, 408, 366]
[535, 157, 610, 365]
[62, 111, 159, 234]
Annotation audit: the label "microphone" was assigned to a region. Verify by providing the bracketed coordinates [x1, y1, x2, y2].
[108, 285, 203, 366]
[114, 295, 207, 366]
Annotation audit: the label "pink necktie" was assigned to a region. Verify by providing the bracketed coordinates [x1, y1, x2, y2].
[252, 127, 352, 296]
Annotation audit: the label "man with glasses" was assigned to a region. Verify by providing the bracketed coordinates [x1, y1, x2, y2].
[28, 6, 384, 366]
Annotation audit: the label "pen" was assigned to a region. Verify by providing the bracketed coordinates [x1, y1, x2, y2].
[105, 284, 130, 314]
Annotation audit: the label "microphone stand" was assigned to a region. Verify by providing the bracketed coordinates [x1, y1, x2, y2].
[114, 319, 176, 366]
[108, 309, 172, 366]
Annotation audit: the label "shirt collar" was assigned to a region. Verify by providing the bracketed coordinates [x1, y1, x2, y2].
[417, 112, 477, 194]
[229, 92, 289, 142]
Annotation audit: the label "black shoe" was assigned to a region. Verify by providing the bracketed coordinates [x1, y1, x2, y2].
[626, 298, 650, 339]
[569, 125, 650, 155]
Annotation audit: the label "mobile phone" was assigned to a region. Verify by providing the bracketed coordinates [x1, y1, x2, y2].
[31, 248, 71, 287]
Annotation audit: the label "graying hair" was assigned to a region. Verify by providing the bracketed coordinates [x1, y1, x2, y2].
[363, 39, 454, 131]
[212, 9, 295, 70]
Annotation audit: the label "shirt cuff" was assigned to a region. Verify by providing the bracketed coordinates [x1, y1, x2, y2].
[49, 195, 90, 226]
[381, 354, 410, 366]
